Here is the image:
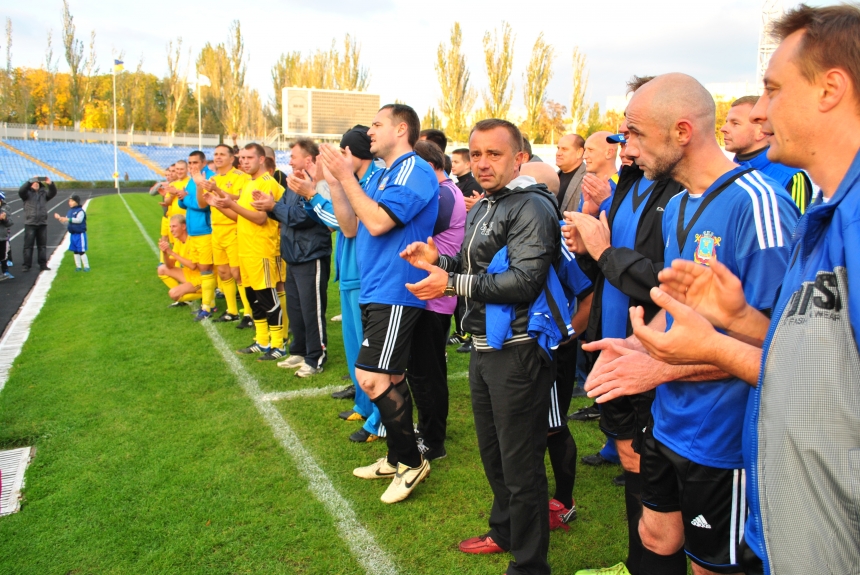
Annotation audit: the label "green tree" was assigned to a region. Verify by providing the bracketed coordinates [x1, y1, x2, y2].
[422, 108, 442, 130]
[62, 0, 97, 129]
[479, 22, 515, 120]
[570, 46, 589, 132]
[435, 22, 476, 142]
[522, 33, 554, 142]
[163, 38, 189, 138]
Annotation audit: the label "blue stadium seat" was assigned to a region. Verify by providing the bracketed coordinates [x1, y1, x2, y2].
[3, 140, 160, 182]
[0, 144, 68, 188]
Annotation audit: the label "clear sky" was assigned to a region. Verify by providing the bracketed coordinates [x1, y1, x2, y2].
[4, 0, 838, 121]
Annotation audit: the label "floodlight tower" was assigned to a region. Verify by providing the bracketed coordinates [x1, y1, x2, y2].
[757, 0, 784, 87]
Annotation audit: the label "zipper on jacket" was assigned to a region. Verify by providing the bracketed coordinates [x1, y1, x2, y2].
[462, 198, 492, 327]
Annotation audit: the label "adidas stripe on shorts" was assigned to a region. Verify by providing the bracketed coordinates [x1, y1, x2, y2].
[355, 303, 422, 375]
[641, 426, 746, 574]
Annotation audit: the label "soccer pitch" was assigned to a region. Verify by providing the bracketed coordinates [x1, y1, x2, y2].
[0, 193, 629, 574]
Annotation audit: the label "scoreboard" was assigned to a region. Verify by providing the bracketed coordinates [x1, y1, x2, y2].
[283, 88, 380, 137]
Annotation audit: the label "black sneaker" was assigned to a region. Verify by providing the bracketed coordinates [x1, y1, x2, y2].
[613, 473, 626, 487]
[581, 452, 617, 467]
[236, 342, 269, 355]
[456, 338, 472, 353]
[169, 301, 189, 308]
[331, 384, 356, 400]
[213, 311, 239, 323]
[22, 266, 30, 272]
[447, 333, 467, 346]
[39, 265, 51, 271]
[568, 404, 601, 421]
[258, 347, 287, 361]
[236, 315, 254, 329]
[349, 428, 380, 443]
[570, 385, 588, 398]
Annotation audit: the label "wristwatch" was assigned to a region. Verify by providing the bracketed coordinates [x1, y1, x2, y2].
[443, 272, 456, 297]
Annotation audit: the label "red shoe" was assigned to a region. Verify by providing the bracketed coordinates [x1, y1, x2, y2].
[458, 534, 505, 554]
[549, 498, 577, 531]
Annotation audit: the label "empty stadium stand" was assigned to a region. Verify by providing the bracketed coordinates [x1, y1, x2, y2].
[0, 143, 68, 188]
[5, 140, 160, 182]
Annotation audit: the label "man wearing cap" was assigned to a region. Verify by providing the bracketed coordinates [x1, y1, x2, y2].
[290, 126, 386, 441]
[556, 134, 587, 214]
[564, 115, 682, 575]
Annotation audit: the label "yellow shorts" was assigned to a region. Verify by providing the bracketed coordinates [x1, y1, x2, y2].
[240, 256, 284, 291]
[187, 234, 213, 266]
[212, 226, 239, 268]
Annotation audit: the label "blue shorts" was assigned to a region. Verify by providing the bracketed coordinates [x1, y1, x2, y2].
[69, 232, 88, 254]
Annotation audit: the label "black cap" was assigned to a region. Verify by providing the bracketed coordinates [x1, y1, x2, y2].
[70, 194, 82, 206]
[340, 125, 373, 160]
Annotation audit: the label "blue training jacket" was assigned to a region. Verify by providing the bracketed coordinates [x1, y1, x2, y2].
[485, 246, 573, 362]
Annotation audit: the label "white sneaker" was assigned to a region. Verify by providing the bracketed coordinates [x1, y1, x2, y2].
[276, 355, 304, 368]
[331, 314, 342, 322]
[295, 364, 324, 378]
[353, 457, 397, 480]
[380, 459, 430, 504]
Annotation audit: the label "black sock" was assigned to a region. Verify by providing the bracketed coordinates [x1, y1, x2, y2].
[640, 547, 686, 575]
[624, 472, 644, 575]
[547, 427, 577, 509]
[372, 382, 421, 469]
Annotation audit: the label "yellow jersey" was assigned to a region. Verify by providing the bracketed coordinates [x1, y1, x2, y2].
[172, 234, 201, 285]
[166, 176, 190, 218]
[236, 173, 285, 259]
[209, 168, 250, 226]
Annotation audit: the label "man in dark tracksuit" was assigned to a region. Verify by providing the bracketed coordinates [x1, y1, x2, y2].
[565, 152, 681, 575]
[18, 178, 58, 272]
[264, 140, 333, 374]
[403, 119, 560, 575]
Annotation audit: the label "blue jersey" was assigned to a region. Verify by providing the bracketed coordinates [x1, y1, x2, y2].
[744, 150, 860, 574]
[558, 230, 593, 318]
[578, 175, 617, 213]
[179, 166, 215, 236]
[654, 166, 799, 468]
[356, 152, 439, 308]
[601, 176, 655, 339]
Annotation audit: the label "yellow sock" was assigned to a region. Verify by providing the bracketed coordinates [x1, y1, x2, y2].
[254, 319, 270, 347]
[277, 290, 288, 347]
[179, 292, 202, 303]
[201, 272, 216, 311]
[238, 283, 252, 317]
[221, 276, 238, 315]
[159, 274, 179, 290]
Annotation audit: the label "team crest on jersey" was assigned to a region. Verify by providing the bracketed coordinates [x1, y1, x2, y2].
[694, 231, 721, 265]
[379, 176, 389, 190]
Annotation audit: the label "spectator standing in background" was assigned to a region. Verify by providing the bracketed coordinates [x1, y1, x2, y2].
[556, 134, 587, 214]
[0, 192, 13, 280]
[18, 177, 57, 272]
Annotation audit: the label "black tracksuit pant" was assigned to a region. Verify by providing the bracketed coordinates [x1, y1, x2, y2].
[23, 224, 48, 268]
[285, 257, 330, 367]
[406, 309, 451, 451]
[470, 340, 554, 575]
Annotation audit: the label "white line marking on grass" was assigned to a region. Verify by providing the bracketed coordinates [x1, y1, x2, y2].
[118, 192, 398, 575]
[258, 385, 343, 403]
[0, 200, 91, 391]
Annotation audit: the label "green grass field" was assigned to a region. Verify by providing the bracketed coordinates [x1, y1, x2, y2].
[0, 192, 631, 574]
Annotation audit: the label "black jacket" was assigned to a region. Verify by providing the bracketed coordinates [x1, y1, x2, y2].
[454, 172, 483, 197]
[269, 186, 332, 265]
[18, 180, 58, 225]
[578, 163, 682, 346]
[439, 177, 560, 338]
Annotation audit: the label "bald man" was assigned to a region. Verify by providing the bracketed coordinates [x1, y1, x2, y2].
[555, 134, 586, 213]
[520, 161, 560, 195]
[579, 131, 619, 216]
[574, 73, 799, 575]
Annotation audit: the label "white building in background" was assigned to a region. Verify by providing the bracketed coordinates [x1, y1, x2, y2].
[604, 81, 760, 114]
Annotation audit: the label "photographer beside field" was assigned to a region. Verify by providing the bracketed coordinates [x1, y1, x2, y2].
[18, 176, 57, 272]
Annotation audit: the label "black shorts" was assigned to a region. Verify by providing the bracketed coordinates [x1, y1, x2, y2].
[599, 389, 655, 452]
[641, 427, 746, 574]
[355, 304, 422, 375]
[549, 341, 578, 431]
